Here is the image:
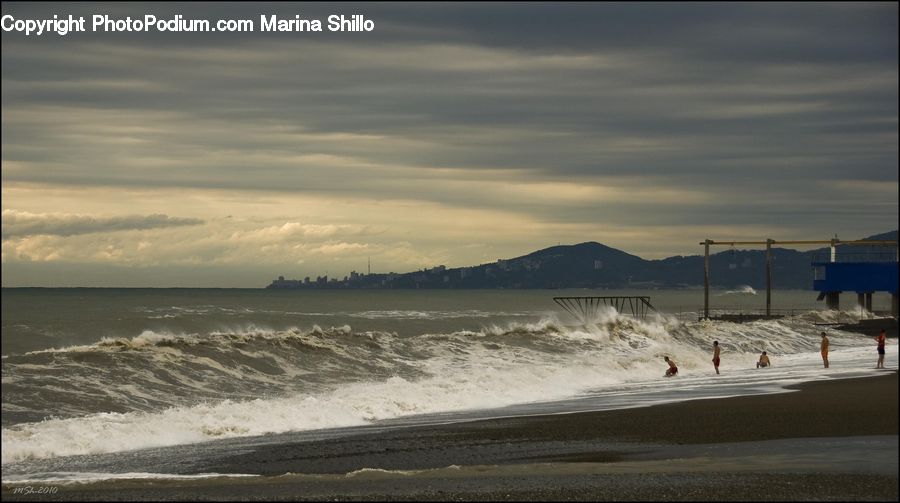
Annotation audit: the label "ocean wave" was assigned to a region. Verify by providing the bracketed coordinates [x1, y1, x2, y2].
[23, 325, 364, 355]
[792, 308, 881, 324]
[0, 348, 626, 463]
[2, 311, 880, 463]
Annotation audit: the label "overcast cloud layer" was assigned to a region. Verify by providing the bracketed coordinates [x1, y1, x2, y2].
[1, 2, 897, 287]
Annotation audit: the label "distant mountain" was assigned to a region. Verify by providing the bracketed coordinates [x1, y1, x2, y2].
[267, 230, 897, 289]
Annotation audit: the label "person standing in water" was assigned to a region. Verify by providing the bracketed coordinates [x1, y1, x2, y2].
[664, 356, 678, 377]
[820, 332, 830, 368]
[875, 329, 886, 369]
[712, 341, 721, 374]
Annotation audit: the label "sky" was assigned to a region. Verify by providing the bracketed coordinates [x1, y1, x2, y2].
[1, 2, 897, 287]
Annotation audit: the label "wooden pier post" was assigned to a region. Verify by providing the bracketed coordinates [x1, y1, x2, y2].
[704, 239, 711, 319]
[766, 239, 773, 317]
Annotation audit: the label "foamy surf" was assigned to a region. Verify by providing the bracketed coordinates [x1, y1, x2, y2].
[3, 309, 892, 465]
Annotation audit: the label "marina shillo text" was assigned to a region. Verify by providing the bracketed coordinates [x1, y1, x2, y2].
[1, 14, 375, 36]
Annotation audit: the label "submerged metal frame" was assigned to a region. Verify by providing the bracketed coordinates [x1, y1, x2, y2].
[553, 296, 656, 322]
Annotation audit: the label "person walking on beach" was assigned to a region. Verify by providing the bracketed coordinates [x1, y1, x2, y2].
[712, 341, 721, 374]
[664, 356, 678, 377]
[757, 351, 771, 368]
[820, 332, 830, 368]
[875, 329, 886, 369]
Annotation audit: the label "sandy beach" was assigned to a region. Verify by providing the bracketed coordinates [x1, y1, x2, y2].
[3, 371, 897, 501]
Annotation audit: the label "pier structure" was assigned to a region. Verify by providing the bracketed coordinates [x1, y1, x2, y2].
[701, 238, 898, 320]
[813, 253, 898, 315]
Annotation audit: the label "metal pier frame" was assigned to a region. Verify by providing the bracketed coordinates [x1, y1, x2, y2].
[553, 296, 656, 322]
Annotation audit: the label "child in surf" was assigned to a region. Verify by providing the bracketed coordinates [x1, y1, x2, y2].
[664, 356, 678, 377]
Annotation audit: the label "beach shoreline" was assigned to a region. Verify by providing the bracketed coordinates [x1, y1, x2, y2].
[4, 371, 897, 501]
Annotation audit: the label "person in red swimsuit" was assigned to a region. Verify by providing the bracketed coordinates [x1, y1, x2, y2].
[664, 356, 678, 377]
[875, 329, 886, 369]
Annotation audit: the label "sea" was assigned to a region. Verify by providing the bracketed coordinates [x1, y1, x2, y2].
[1, 287, 895, 484]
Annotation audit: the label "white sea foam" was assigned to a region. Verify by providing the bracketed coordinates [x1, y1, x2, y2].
[2, 471, 259, 484]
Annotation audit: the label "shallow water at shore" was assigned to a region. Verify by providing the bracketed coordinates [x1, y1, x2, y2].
[3, 374, 897, 501]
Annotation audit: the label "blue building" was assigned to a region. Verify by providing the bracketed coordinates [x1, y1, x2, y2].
[813, 256, 898, 316]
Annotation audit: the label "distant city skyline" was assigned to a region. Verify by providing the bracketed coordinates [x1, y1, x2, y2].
[2, 2, 897, 287]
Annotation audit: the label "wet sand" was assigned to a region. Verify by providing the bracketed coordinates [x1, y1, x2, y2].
[4, 372, 897, 501]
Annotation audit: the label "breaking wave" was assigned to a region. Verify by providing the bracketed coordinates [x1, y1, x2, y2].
[0, 310, 879, 464]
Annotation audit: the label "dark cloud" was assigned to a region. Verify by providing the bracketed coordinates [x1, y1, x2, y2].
[4, 3, 895, 61]
[2, 210, 204, 237]
[1, 2, 897, 279]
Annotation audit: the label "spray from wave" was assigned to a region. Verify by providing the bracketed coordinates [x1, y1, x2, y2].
[720, 285, 757, 296]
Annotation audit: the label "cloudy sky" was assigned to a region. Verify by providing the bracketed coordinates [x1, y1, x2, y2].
[2, 2, 897, 287]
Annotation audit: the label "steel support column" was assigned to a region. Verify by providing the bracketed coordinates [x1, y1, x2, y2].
[825, 292, 840, 310]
